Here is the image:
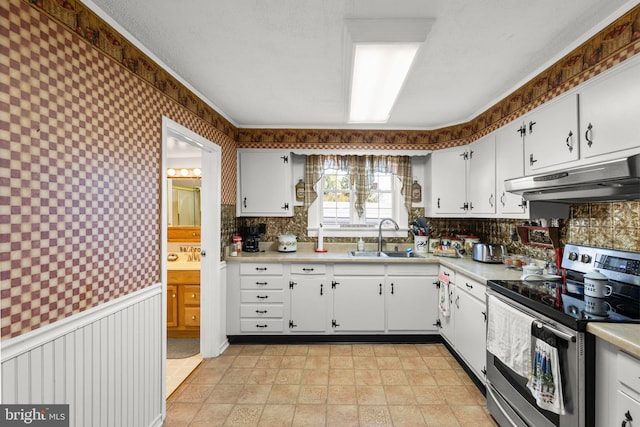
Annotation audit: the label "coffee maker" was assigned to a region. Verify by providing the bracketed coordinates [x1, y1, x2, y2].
[242, 226, 260, 252]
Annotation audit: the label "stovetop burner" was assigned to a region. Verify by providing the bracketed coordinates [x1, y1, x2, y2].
[487, 244, 640, 331]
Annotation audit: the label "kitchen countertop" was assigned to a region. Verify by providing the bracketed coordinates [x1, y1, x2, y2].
[226, 242, 636, 353]
[587, 323, 640, 358]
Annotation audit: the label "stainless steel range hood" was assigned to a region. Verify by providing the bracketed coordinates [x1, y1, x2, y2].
[504, 154, 640, 203]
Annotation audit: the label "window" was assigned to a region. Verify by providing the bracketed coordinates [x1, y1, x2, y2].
[305, 155, 412, 237]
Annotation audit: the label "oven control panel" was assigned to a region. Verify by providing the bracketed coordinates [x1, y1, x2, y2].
[562, 244, 640, 285]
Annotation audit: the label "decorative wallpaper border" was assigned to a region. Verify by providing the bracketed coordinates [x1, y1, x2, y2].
[25, 0, 238, 140]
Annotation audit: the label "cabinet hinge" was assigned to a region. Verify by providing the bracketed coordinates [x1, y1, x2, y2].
[433, 319, 442, 328]
[331, 319, 340, 328]
[289, 280, 296, 289]
[289, 320, 297, 328]
[433, 280, 441, 288]
[281, 155, 289, 163]
[461, 151, 469, 160]
[281, 203, 289, 210]
[331, 280, 339, 289]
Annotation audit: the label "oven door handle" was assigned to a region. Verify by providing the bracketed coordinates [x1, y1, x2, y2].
[534, 320, 576, 342]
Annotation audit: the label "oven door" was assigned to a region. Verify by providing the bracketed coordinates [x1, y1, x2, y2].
[486, 290, 585, 427]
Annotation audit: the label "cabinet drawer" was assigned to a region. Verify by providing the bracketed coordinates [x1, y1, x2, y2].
[181, 285, 200, 305]
[168, 270, 200, 285]
[240, 276, 284, 290]
[290, 264, 326, 275]
[183, 306, 200, 327]
[240, 263, 283, 275]
[387, 264, 438, 276]
[241, 319, 284, 333]
[457, 275, 486, 302]
[241, 290, 284, 303]
[241, 304, 284, 318]
[618, 351, 640, 394]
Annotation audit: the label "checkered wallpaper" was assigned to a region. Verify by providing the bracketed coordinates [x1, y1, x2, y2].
[0, 0, 236, 339]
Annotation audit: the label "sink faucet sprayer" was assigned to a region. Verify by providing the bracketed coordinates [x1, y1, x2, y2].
[378, 218, 399, 253]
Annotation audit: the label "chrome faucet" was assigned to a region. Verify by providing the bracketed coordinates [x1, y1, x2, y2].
[378, 218, 399, 253]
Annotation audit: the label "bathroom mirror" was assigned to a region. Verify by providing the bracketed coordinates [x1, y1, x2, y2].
[168, 178, 201, 226]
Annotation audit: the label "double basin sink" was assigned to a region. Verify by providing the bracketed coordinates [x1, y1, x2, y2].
[348, 250, 424, 258]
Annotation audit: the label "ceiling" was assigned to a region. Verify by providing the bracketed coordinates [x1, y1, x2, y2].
[88, 0, 634, 130]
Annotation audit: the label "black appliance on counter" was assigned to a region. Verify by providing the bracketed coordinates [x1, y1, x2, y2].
[486, 244, 640, 427]
[241, 226, 260, 252]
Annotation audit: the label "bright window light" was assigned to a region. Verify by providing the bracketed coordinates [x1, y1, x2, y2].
[349, 43, 420, 123]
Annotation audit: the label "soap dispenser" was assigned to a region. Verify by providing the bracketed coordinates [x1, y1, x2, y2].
[357, 238, 365, 252]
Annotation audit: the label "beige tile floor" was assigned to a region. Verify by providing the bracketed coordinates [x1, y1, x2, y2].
[165, 343, 497, 426]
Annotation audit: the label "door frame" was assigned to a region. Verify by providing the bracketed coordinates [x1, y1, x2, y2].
[160, 116, 224, 413]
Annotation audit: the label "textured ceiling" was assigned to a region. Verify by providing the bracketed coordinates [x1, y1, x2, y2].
[87, 0, 636, 129]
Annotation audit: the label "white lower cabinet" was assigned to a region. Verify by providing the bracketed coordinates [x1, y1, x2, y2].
[454, 277, 487, 381]
[332, 276, 385, 332]
[595, 337, 640, 427]
[386, 264, 439, 332]
[289, 264, 328, 332]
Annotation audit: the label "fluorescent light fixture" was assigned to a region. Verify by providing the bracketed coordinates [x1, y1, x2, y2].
[349, 43, 420, 123]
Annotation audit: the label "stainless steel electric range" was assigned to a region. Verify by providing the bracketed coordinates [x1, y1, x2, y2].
[485, 244, 640, 427]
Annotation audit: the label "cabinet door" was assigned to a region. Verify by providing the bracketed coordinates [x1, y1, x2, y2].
[332, 277, 384, 332]
[289, 277, 327, 332]
[430, 147, 468, 215]
[455, 288, 487, 382]
[167, 285, 178, 328]
[524, 94, 579, 174]
[467, 135, 496, 215]
[615, 390, 640, 427]
[386, 276, 438, 332]
[237, 150, 292, 217]
[495, 120, 528, 216]
[580, 58, 640, 159]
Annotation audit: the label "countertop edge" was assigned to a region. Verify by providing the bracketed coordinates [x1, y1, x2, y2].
[587, 323, 640, 358]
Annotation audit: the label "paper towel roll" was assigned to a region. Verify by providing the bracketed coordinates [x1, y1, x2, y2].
[317, 223, 324, 251]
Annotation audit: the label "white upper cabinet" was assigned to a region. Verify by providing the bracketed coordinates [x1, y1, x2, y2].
[429, 135, 495, 217]
[579, 57, 640, 159]
[237, 149, 293, 217]
[430, 147, 468, 215]
[495, 119, 528, 217]
[524, 94, 579, 175]
[467, 134, 496, 215]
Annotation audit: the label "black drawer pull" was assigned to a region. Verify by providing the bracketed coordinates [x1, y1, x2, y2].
[256, 281, 268, 286]
[256, 310, 267, 314]
[256, 324, 268, 328]
[465, 283, 473, 289]
[255, 267, 267, 271]
[256, 295, 269, 299]
[302, 267, 314, 272]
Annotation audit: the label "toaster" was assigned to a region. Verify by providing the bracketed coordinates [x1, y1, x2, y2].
[472, 243, 506, 263]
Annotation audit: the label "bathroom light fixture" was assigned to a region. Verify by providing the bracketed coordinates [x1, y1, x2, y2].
[166, 168, 201, 178]
[349, 43, 420, 123]
[345, 18, 433, 124]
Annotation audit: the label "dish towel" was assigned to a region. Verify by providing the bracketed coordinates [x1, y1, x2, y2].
[438, 273, 450, 317]
[527, 323, 566, 415]
[486, 295, 535, 377]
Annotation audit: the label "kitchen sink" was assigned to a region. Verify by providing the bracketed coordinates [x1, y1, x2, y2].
[348, 251, 385, 257]
[382, 251, 424, 258]
[347, 250, 424, 258]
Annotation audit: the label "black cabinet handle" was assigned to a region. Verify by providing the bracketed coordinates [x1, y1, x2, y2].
[256, 295, 268, 299]
[243, 197, 247, 208]
[437, 197, 440, 209]
[320, 284, 323, 296]
[379, 283, 382, 295]
[622, 409, 633, 426]
[585, 122, 593, 147]
[391, 283, 394, 295]
[256, 324, 268, 328]
[255, 310, 267, 314]
[500, 192, 506, 207]
[566, 130, 574, 152]
[465, 283, 473, 289]
[256, 281, 268, 286]
[256, 267, 267, 271]
[302, 267, 314, 272]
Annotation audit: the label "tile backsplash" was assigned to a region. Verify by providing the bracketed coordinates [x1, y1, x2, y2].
[239, 201, 640, 263]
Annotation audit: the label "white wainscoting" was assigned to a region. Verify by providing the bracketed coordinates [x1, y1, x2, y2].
[1, 283, 163, 427]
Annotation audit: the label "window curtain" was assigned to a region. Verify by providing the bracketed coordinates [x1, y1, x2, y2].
[304, 154, 412, 217]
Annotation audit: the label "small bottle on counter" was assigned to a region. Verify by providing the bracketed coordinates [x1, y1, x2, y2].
[357, 238, 365, 252]
[232, 235, 242, 256]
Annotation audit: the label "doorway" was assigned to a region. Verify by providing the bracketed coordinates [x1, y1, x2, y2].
[161, 117, 225, 410]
